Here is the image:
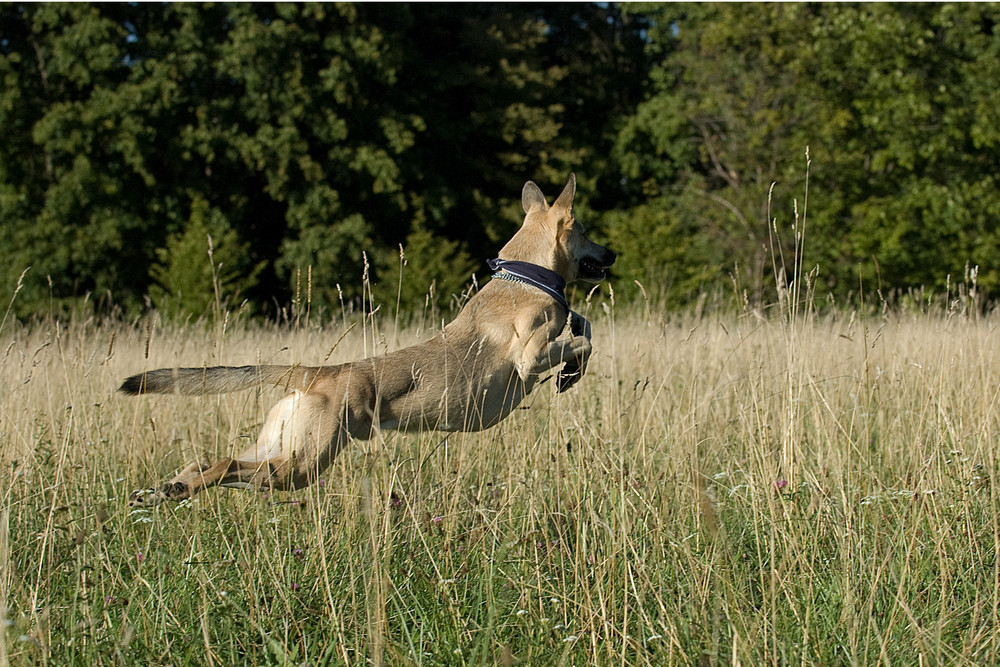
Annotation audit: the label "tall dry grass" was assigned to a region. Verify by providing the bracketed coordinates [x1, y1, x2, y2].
[2, 281, 999, 664]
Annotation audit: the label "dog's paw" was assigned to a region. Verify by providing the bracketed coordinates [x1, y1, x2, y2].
[162, 481, 191, 501]
[129, 482, 190, 507]
[569, 312, 592, 339]
[557, 362, 583, 393]
[129, 488, 167, 507]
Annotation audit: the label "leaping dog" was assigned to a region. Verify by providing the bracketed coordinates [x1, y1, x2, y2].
[122, 174, 616, 506]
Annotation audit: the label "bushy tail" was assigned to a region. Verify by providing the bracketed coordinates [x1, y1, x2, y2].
[119, 365, 316, 396]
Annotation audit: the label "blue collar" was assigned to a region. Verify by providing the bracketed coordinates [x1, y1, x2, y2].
[488, 258, 568, 311]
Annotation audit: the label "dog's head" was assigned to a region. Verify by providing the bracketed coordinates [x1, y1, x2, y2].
[503, 173, 616, 284]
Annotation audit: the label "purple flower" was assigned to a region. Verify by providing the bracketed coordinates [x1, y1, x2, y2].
[137, 551, 145, 563]
[774, 479, 789, 490]
[431, 515, 443, 524]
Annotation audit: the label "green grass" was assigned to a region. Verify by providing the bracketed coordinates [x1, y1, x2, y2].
[2, 297, 1000, 665]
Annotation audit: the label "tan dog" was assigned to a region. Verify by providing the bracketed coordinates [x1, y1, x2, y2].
[122, 174, 615, 506]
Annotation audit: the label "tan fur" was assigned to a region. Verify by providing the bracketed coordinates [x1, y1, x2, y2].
[122, 174, 615, 506]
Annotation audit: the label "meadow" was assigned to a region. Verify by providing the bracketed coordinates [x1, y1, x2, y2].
[2, 284, 999, 665]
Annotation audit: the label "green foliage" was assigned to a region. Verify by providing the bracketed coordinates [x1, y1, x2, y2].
[373, 224, 478, 316]
[3, 3, 642, 319]
[601, 195, 718, 305]
[148, 196, 264, 321]
[4, 3, 1000, 317]
[615, 3, 1000, 304]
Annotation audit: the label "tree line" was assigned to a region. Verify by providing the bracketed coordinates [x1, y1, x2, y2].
[3, 3, 999, 320]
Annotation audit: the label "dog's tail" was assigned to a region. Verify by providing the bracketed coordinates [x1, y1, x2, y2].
[119, 365, 318, 396]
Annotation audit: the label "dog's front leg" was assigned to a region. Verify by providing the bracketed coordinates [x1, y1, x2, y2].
[557, 312, 592, 392]
[569, 311, 592, 340]
[523, 334, 592, 393]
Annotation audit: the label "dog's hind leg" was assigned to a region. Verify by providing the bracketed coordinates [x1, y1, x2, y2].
[129, 388, 359, 507]
[128, 456, 257, 506]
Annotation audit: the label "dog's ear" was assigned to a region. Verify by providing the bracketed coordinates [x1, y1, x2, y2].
[522, 181, 548, 214]
[553, 173, 576, 210]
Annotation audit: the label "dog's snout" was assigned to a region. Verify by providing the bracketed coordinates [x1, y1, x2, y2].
[589, 244, 616, 269]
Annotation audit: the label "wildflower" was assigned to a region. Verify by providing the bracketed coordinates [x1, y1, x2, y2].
[516, 609, 529, 616]
[318, 479, 325, 487]
[137, 551, 145, 563]
[293, 548, 304, 559]
[290, 582, 300, 592]
[431, 515, 443, 524]
[774, 479, 789, 491]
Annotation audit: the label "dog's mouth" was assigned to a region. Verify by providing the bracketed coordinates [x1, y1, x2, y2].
[579, 255, 614, 281]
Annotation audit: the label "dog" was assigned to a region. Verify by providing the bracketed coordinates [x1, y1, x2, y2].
[122, 174, 616, 506]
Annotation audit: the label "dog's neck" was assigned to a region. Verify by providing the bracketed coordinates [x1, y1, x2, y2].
[488, 258, 568, 311]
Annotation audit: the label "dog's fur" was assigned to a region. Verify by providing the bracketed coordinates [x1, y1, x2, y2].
[122, 174, 615, 506]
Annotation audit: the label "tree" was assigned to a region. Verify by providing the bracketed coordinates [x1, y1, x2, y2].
[1, 3, 422, 316]
[148, 195, 264, 320]
[613, 4, 1000, 305]
[3, 3, 648, 319]
[1, 3, 150, 314]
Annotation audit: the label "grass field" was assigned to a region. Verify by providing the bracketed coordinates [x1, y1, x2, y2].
[2, 288, 1000, 665]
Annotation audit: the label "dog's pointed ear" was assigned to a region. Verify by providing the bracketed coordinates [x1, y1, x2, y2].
[522, 181, 548, 214]
[553, 173, 576, 210]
